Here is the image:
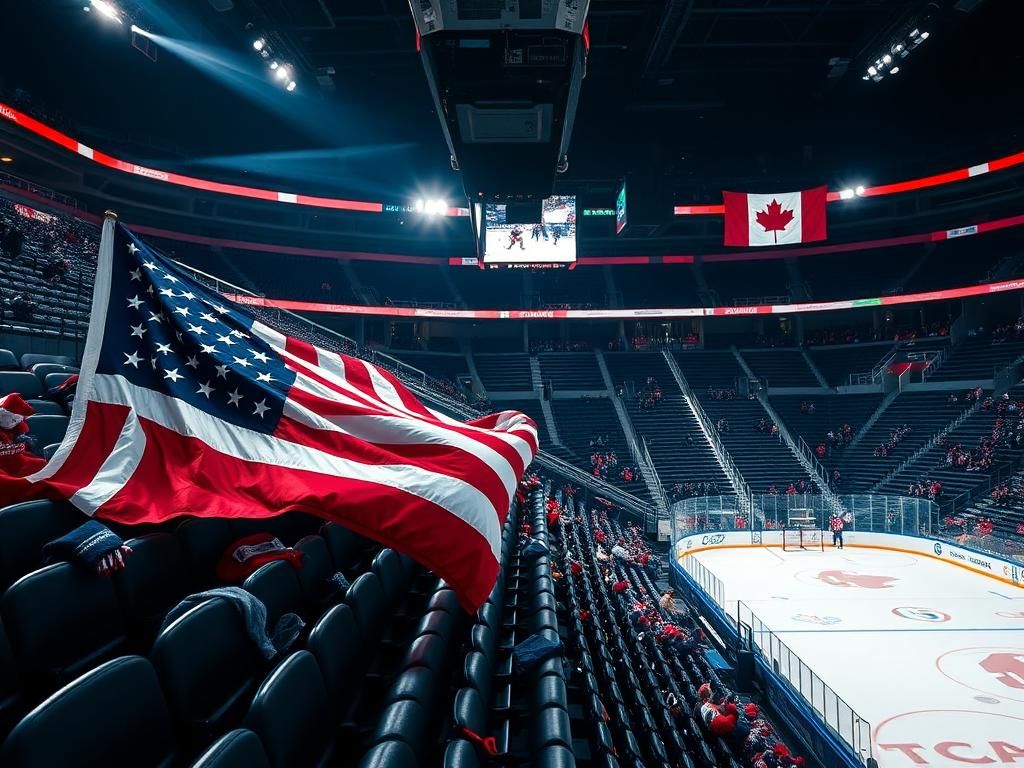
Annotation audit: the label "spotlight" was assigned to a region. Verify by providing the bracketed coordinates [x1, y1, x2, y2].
[0, 156, 13, 163]
[839, 189, 855, 200]
[428, 198, 448, 216]
[253, 38, 266, 51]
[286, 80, 296, 92]
[414, 198, 425, 213]
[87, 0, 124, 23]
[855, 185, 866, 196]
[270, 60, 279, 70]
[920, 31, 930, 40]
[909, 28, 919, 37]
[867, 66, 878, 76]
[890, 66, 900, 74]
[882, 54, 892, 64]
[274, 66, 289, 81]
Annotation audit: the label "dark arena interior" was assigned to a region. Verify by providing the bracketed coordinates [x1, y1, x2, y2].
[1, 1, 1024, 767]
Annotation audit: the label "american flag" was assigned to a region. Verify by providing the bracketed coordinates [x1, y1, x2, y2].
[27, 217, 538, 610]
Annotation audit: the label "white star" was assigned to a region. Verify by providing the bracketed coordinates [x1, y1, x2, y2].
[159, 287, 175, 298]
[156, 343, 173, 356]
[129, 268, 142, 282]
[253, 399, 270, 418]
[130, 323, 146, 338]
[197, 381, 214, 398]
[143, 260, 159, 271]
[128, 242, 140, 255]
[127, 295, 144, 310]
[256, 372, 274, 383]
[148, 312, 164, 324]
[123, 351, 142, 368]
[216, 334, 236, 347]
[163, 274, 179, 284]
[232, 356, 251, 368]
[173, 306, 191, 317]
[146, 285, 155, 296]
[215, 364, 230, 380]
[186, 355, 200, 369]
[163, 368, 183, 383]
[211, 303, 229, 315]
[187, 324, 207, 336]
[150, 357, 159, 370]
[227, 389, 243, 407]
[180, 291, 196, 301]
[229, 329, 249, 339]
[252, 350, 271, 363]
[200, 344, 218, 355]
[200, 312, 218, 324]
[175, 331, 184, 343]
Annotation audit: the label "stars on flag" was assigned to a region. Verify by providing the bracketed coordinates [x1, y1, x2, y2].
[200, 344, 218, 355]
[127, 295, 144, 310]
[130, 268, 142, 282]
[253, 399, 269, 418]
[148, 311, 165, 324]
[186, 355, 200, 369]
[127, 242, 140, 255]
[173, 306, 191, 318]
[252, 350, 271, 364]
[227, 389, 243, 407]
[124, 351, 142, 368]
[232, 356, 251, 368]
[216, 334, 237, 347]
[155, 343, 173, 356]
[200, 312, 218, 324]
[196, 381, 214, 398]
[256, 372, 274, 384]
[130, 323, 147, 339]
[163, 368, 183, 383]
[159, 287, 175, 298]
[215, 364, 230, 380]
[187, 324, 207, 336]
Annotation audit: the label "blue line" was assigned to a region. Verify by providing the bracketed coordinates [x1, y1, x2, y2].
[990, 590, 1013, 599]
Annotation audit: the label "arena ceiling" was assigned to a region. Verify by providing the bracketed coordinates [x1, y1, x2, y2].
[1, 0, 1020, 201]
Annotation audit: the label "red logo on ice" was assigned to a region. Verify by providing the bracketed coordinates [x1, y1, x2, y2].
[755, 199, 795, 243]
[815, 570, 897, 589]
[980, 653, 1024, 690]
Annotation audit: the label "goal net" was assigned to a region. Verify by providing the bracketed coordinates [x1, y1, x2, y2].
[782, 526, 825, 551]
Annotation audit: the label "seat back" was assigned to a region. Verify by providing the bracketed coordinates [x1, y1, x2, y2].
[0, 372, 42, 398]
[29, 363, 78, 382]
[24, 415, 69, 448]
[190, 729, 270, 768]
[345, 572, 386, 647]
[113, 533, 190, 641]
[150, 598, 265, 736]
[244, 651, 332, 768]
[0, 349, 18, 371]
[175, 518, 233, 584]
[320, 522, 360, 572]
[43, 372, 76, 391]
[358, 740, 418, 768]
[20, 353, 74, 370]
[242, 560, 302, 627]
[1, 563, 126, 691]
[371, 549, 406, 607]
[0, 500, 82, 591]
[0, 656, 175, 768]
[307, 603, 358, 713]
[293, 535, 333, 607]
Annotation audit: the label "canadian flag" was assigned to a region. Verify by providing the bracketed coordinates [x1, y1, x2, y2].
[723, 186, 827, 247]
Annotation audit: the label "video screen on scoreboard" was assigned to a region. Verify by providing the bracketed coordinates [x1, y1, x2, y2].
[483, 195, 577, 264]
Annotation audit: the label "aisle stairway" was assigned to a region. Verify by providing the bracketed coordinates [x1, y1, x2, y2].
[770, 394, 886, 470]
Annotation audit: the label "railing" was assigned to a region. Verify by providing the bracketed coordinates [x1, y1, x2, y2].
[641, 435, 670, 523]
[737, 601, 873, 764]
[869, 344, 901, 383]
[0, 171, 80, 208]
[917, 348, 947, 381]
[671, 494, 937, 538]
[678, 552, 724, 607]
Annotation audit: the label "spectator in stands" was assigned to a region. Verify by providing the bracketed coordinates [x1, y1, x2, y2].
[42, 256, 71, 285]
[1, 222, 24, 262]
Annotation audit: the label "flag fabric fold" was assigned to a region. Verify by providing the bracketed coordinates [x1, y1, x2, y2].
[21, 216, 538, 610]
[723, 186, 827, 247]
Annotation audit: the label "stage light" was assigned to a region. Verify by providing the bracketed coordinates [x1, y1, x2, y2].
[839, 189, 855, 200]
[0, 156, 13, 163]
[88, 0, 124, 24]
[910, 28, 919, 37]
[890, 67, 900, 74]
[274, 66, 289, 81]
[867, 66, 878, 76]
[286, 81, 296, 92]
[920, 31, 930, 40]
[882, 54, 892, 64]
[413, 198, 425, 213]
[855, 185, 866, 196]
[253, 38, 266, 51]
[270, 60, 279, 70]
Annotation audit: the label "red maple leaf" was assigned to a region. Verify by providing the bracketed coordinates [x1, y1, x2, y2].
[755, 198, 795, 244]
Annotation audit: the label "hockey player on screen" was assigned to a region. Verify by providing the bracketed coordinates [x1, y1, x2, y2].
[506, 226, 525, 250]
[830, 513, 845, 549]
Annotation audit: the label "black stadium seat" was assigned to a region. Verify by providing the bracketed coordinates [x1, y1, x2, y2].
[0, 656, 178, 768]
[358, 740, 419, 768]
[42, 371, 76, 391]
[1, 562, 127, 694]
[306, 603, 359, 715]
[0, 499, 82, 591]
[29, 362, 78, 382]
[23, 414, 69, 448]
[113, 533, 191, 644]
[293, 534, 336, 611]
[190, 729, 270, 768]
[175, 517, 234, 584]
[243, 560, 303, 627]
[0, 372, 43, 399]
[0, 620, 23, 739]
[19, 353, 74, 370]
[244, 651, 335, 768]
[0, 349, 19, 371]
[26, 399, 65, 416]
[150, 598, 266, 744]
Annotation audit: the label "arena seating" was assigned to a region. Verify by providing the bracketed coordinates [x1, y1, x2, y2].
[835, 392, 969, 491]
[738, 350, 820, 388]
[474, 354, 533, 392]
[672, 351, 744, 390]
[927, 333, 1024, 382]
[770, 393, 885, 471]
[538, 353, 604, 390]
[806, 342, 895, 387]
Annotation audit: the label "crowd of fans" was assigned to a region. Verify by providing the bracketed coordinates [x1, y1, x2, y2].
[874, 423, 912, 457]
[529, 339, 592, 353]
[706, 387, 737, 401]
[637, 377, 663, 410]
[766, 480, 818, 496]
[800, 321, 950, 348]
[989, 316, 1024, 343]
[754, 418, 778, 437]
[668, 481, 723, 502]
[907, 479, 943, 500]
[941, 392, 1024, 473]
[589, 436, 639, 483]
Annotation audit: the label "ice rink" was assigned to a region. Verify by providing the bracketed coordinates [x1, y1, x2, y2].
[685, 543, 1024, 768]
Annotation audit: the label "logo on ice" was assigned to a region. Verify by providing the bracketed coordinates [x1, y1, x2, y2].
[815, 570, 898, 589]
